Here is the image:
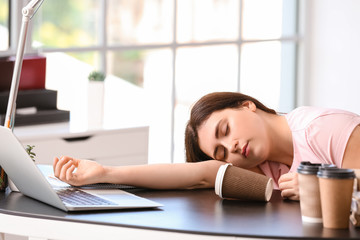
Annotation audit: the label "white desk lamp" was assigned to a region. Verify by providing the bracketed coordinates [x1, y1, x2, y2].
[4, 0, 45, 130]
[1, 0, 45, 191]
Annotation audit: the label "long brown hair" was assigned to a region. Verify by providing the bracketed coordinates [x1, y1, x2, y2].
[185, 92, 276, 163]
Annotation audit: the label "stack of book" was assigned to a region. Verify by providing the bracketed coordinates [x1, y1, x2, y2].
[0, 89, 69, 126]
[0, 55, 69, 126]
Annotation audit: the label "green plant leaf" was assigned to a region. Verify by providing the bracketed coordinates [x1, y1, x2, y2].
[88, 70, 106, 82]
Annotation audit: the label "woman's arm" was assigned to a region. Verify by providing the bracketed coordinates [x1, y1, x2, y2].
[53, 156, 225, 189]
[342, 125, 360, 169]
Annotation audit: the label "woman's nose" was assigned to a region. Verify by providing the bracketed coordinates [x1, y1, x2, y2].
[224, 139, 239, 153]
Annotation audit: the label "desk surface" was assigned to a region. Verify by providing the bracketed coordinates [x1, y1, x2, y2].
[0, 189, 360, 239]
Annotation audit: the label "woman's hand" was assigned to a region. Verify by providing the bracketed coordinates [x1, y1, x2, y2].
[278, 172, 299, 201]
[53, 156, 106, 186]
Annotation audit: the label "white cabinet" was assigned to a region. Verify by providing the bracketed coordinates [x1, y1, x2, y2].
[14, 124, 149, 166]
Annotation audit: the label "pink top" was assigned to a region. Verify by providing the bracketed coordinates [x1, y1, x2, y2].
[258, 106, 360, 189]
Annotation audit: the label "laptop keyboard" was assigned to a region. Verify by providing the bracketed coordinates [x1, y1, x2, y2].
[56, 188, 117, 206]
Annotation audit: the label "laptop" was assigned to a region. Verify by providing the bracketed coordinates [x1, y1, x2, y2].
[0, 126, 163, 211]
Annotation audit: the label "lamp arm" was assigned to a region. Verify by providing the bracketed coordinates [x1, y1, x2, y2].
[23, 0, 45, 19]
[3, 0, 45, 129]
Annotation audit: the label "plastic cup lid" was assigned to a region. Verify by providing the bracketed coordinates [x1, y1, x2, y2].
[297, 161, 337, 175]
[297, 162, 322, 175]
[317, 168, 355, 179]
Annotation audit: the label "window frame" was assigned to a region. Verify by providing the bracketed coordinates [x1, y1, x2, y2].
[2, 0, 300, 163]
[0, 0, 11, 53]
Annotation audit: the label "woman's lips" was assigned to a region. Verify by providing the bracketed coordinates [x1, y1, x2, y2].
[242, 142, 249, 158]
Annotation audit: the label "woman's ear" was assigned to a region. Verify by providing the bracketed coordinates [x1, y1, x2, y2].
[241, 101, 257, 112]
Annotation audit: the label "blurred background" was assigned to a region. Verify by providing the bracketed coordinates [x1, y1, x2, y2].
[0, 0, 359, 164]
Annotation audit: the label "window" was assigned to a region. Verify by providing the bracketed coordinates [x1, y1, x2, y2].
[0, 0, 10, 51]
[3, 0, 299, 164]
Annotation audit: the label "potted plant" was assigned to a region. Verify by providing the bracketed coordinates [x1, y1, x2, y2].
[87, 70, 106, 128]
[88, 71, 106, 82]
[25, 145, 36, 162]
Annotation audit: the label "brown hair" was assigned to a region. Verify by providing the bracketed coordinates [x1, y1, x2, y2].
[185, 92, 276, 163]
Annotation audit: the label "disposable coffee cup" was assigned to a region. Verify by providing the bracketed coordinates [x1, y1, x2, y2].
[215, 164, 273, 202]
[297, 162, 323, 223]
[318, 168, 355, 229]
[297, 162, 336, 223]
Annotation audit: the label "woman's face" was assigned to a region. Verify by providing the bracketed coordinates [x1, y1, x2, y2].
[197, 102, 270, 169]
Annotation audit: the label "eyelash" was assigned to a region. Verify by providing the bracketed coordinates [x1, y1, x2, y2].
[224, 124, 229, 136]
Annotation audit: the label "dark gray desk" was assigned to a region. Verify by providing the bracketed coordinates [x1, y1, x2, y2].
[0, 189, 359, 240]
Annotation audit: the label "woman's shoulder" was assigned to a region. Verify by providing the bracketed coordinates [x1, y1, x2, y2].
[286, 106, 359, 131]
[287, 107, 360, 169]
[285, 106, 325, 131]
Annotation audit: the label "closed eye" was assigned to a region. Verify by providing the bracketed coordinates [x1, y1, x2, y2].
[214, 146, 227, 161]
[213, 121, 229, 160]
[224, 123, 229, 136]
[223, 146, 228, 160]
[220, 122, 229, 137]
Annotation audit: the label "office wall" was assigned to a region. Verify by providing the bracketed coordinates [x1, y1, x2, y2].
[299, 0, 360, 114]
